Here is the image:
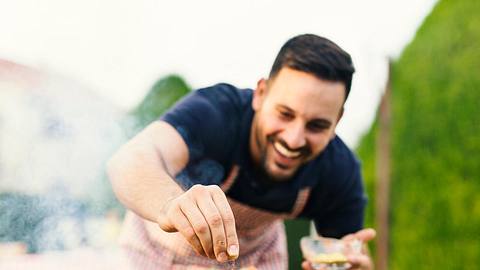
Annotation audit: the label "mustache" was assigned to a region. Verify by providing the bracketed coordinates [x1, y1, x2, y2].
[267, 135, 312, 157]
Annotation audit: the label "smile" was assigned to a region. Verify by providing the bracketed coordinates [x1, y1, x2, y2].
[273, 141, 302, 159]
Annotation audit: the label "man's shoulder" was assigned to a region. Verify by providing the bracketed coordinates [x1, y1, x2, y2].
[310, 136, 360, 184]
[300, 136, 366, 231]
[195, 83, 253, 109]
[322, 136, 359, 168]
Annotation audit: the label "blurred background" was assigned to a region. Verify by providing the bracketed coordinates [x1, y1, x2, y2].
[1, 0, 479, 269]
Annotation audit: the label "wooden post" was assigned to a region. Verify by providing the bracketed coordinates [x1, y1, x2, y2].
[375, 60, 392, 270]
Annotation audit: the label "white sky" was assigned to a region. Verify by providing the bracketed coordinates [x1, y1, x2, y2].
[0, 0, 438, 147]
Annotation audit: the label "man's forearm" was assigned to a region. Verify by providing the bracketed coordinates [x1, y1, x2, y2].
[107, 135, 184, 223]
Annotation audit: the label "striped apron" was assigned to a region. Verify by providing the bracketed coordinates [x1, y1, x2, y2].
[118, 166, 311, 270]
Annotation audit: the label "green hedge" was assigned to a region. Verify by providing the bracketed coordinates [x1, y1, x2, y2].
[356, 0, 480, 268]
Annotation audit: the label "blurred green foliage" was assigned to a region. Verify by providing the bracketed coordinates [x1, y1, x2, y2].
[356, 0, 480, 268]
[285, 219, 310, 269]
[355, 121, 378, 257]
[131, 74, 191, 131]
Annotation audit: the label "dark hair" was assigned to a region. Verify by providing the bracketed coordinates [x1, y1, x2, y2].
[269, 34, 355, 100]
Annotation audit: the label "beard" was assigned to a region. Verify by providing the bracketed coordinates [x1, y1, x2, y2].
[253, 124, 312, 182]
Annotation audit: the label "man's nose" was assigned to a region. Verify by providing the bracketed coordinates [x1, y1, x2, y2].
[282, 122, 306, 150]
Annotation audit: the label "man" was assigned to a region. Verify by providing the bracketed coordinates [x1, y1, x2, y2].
[107, 34, 375, 269]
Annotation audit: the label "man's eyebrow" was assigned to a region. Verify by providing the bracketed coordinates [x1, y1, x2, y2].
[309, 118, 332, 127]
[276, 105, 294, 112]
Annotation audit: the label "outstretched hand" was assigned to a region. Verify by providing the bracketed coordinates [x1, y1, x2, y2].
[156, 184, 239, 263]
[342, 228, 376, 269]
[302, 228, 376, 270]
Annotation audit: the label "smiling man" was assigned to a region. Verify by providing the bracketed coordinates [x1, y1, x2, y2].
[107, 34, 375, 269]
[251, 67, 345, 181]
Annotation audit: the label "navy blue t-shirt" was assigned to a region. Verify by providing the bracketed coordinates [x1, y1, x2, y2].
[161, 83, 366, 238]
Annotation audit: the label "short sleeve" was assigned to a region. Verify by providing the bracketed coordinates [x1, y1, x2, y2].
[159, 84, 244, 189]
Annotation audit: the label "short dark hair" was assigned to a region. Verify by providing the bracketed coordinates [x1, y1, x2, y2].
[269, 34, 355, 100]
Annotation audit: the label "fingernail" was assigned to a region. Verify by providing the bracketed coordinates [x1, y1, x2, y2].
[217, 252, 228, 262]
[227, 245, 238, 257]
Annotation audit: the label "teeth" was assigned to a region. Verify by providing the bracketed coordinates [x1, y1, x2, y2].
[274, 141, 301, 158]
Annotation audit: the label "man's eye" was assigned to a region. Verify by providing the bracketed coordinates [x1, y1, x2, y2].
[307, 123, 326, 132]
[279, 111, 294, 120]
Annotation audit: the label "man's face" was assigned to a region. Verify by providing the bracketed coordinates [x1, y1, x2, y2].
[250, 67, 345, 181]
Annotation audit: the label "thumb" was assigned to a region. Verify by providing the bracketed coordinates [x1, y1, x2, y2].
[301, 261, 315, 270]
[157, 198, 179, 233]
[354, 228, 376, 242]
[157, 212, 177, 232]
[342, 228, 376, 242]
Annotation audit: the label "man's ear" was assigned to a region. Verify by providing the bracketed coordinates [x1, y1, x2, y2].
[252, 78, 268, 111]
[337, 107, 344, 123]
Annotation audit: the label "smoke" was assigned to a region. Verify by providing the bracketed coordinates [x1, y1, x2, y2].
[0, 63, 128, 252]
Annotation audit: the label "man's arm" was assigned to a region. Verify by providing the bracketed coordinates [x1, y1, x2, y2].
[304, 146, 374, 269]
[107, 121, 239, 262]
[107, 121, 186, 223]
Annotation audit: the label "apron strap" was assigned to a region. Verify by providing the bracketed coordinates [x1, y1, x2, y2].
[220, 165, 312, 218]
[288, 187, 311, 218]
[220, 165, 239, 192]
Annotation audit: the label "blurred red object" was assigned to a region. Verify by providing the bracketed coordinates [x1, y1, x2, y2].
[0, 242, 28, 258]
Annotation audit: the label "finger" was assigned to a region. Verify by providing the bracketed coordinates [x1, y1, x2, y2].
[347, 254, 372, 270]
[354, 228, 376, 243]
[342, 228, 376, 243]
[157, 198, 179, 232]
[157, 211, 176, 233]
[179, 197, 215, 259]
[167, 203, 206, 257]
[342, 232, 356, 241]
[196, 192, 228, 262]
[208, 185, 239, 259]
[301, 261, 314, 270]
[302, 261, 329, 270]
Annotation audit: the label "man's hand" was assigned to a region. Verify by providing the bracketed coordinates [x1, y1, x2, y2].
[156, 184, 239, 263]
[301, 228, 376, 270]
[342, 228, 376, 270]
